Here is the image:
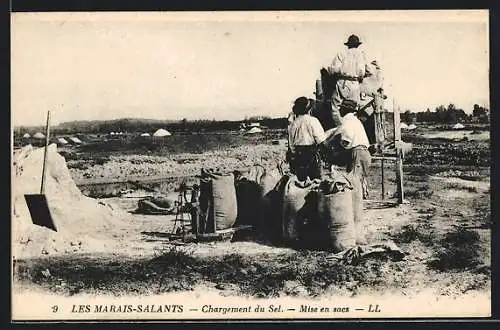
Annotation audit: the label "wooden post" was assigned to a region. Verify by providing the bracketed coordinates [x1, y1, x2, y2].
[393, 99, 404, 204]
[314, 79, 323, 116]
[393, 99, 399, 141]
[190, 186, 200, 236]
[315, 79, 323, 100]
[40, 111, 51, 194]
[381, 110, 387, 141]
[372, 99, 382, 145]
[395, 150, 404, 204]
[381, 158, 385, 200]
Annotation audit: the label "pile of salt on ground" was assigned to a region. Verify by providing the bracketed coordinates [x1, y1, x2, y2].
[12, 145, 132, 259]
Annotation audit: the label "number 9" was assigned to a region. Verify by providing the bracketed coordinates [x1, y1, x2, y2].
[52, 305, 58, 313]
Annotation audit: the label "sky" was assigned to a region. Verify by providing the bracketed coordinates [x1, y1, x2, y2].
[11, 10, 489, 126]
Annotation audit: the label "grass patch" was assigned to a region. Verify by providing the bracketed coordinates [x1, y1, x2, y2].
[443, 182, 478, 193]
[391, 224, 436, 245]
[14, 248, 401, 298]
[403, 184, 434, 199]
[404, 142, 490, 167]
[428, 227, 483, 271]
[404, 166, 445, 177]
[471, 195, 491, 229]
[66, 155, 111, 170]
[404, 174, 430, 183]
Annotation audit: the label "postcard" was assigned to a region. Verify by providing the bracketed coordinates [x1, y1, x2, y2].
[11, 10, 491, 321]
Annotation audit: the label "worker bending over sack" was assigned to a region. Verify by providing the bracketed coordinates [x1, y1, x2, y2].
[325, 99, 372, 244]
[340, 100, 371, 199]
[287, 97, 329, 181]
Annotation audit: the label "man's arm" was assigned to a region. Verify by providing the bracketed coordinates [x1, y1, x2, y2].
[359, 51, 371, 80]
[310, 117, 327, 145]
[364, 65, 373, 78]
[339, 121, 355, 149]
[287, 125, 294, 153]
[327, 53, 343, 76]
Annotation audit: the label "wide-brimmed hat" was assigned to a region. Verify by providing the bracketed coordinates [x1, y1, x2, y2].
[344, 34, 362, 46]
[293, 96, 308, 109]
[293, 96, 313, 115]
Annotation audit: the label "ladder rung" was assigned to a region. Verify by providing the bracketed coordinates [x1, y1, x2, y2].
[371, 156, 397, 161]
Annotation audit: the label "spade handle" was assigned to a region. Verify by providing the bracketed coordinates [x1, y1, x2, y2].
[40, 111, 51, 194]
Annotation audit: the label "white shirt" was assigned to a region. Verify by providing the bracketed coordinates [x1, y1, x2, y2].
[328, 47, 370, 79]
[287, 111, 295, 126]
[338, 113, 370, 149]
[288, 114, 326, 152]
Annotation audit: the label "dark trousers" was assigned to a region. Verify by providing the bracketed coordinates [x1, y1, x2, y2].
[289, 145, 322, 181]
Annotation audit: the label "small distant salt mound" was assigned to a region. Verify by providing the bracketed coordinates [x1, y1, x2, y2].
[140, 133, 150, 137]
[247, 127, 263, 134]
[12, 144, 131, 258]
[407, 124, 417, 130]
[57, 137, 69, 145]
[68, 137, 82, 144]
[32, 132, 45, 139]
[400, 123, 409, 129]
[453, 123, 465, 130]
[153, 129, 171, 137]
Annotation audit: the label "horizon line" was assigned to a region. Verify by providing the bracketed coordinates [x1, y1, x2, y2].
[12, 103, 489, 128]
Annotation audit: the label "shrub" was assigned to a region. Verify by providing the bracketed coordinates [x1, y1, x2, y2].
[392, 224, 435, 245]
[428, 227, 483, 271]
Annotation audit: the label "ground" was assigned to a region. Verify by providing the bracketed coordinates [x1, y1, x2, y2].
[12, 124, 491, 316]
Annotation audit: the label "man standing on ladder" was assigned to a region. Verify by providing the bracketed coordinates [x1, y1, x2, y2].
[327, 34, 372, 127]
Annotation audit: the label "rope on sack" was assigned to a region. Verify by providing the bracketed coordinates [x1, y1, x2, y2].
[242, 163, 265, 185]
[276, 160, 285, 176]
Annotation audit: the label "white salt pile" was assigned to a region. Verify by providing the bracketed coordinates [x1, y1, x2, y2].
[12, 145, 133, 259]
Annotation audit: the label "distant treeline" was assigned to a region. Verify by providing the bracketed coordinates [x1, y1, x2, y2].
[14, 103, 489, 135]
[14, 117, 289, 135]
[400, 104, 489, 124]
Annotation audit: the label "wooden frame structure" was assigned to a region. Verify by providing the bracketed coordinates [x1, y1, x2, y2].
[362, 97, 405, 204]
[371, 98, 405, 204]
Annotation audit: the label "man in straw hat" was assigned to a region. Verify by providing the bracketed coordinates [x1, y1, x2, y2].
[327, 34, 373, 127]
[286, 96, 328, 181]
